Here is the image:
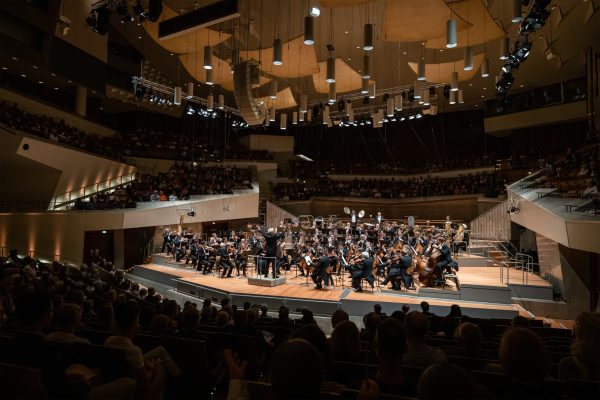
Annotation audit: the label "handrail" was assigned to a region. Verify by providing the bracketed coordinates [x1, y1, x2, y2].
[49, 171, 138, 210]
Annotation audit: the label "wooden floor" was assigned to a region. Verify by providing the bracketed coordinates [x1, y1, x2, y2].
[458, 267, 552, 288]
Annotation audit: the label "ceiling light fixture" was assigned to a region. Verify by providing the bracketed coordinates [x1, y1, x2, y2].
[269, 80, 278, 99]
[413, 80, 422, 99]
[326, 56, 336, 83]
[304, 16, 314, 45]
[203, 46, 212, 69]
[362, 54, 370, 79]
[450, 71, 459, 91]
[500, 37, 509, 60]
[363, 24, 374, 51]
[449, 90, 457, 104]
[328, 83, 337, 104]
[423, 88, 431, 106]
[512, 0, 523, 23]
[273, 38, 283, 65]
[300, 94, 308, 113]
[481, 57, 490, 77]
[458, 89, 464, 104]
[205, 69, 213, 85]
[280, 113, 287, 130]
[361, 78, 369, 94]
[309, 0, 320, 17]
[368, 82, 376, 99]
[464, 46, 473, 71]
[446, 19, 457, 48]
[207, 94, 214, 111]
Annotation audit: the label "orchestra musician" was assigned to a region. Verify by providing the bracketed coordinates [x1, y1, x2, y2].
[399, 247, 415, 290]
[161, 227, 171, 253]
[218, 243, 233, 278]
[311, 250, 329, 290]
[374, 211, 384, 225]
[351, 251, 375, 292]
[235, 239, 249, 276]
[434, 236, 459, 285]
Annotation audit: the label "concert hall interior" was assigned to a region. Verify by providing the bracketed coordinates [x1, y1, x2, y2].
[1, 0, 600, 399]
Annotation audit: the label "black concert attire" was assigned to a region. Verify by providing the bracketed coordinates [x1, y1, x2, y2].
[435, 243, 458, 284]
[197, 245, 212, 273]
[218, 246, 233, 277]
[161, 229, 171, 253]
[352, 256, 375, 292]
[235, 247, 248, 276]
[399, 254, 414, 289]
[382, 257, 402, 290]
[311, 255, 329, 289]
[262, 230, 284, 277]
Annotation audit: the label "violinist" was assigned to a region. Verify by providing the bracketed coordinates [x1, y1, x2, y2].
[382, 252, 402, 290]
[218, 243, 233, 278]
[352, 251, 375, 292]
[198, 242, 212, 274]
[235, 239, 249, 276]
[311, 249, 329, 290]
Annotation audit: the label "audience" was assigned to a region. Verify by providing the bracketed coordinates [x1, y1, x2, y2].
[403, 311, 448, 367]
[0, 251, 596, 399]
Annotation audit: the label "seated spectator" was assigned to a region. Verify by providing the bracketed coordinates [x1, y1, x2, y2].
[47, 303, 91, 344]
[390, 310, 406, 324]
[421, 301, 435, 317]
[559, 312, 600, 381]
[403, 311, 447, 367]
[300, 308, 316, 325]
[9, 289, 135, 399]
[444, 322, 485, 358]
[291, 324, 332, 367]
[511, 315, 531, 329]
[105, 301, 181, 399]
[225, 339, 324, 400]
[273, 305, 293, 328]
[371, 318, 417, 396]
[362, 312, 381, 342]
[330, 320, 361, 363]
[149, 314, 170, 336]
[216, 310, 232, 329]
[373, 303, 386, 316]
[418, 363, 490, 399]
[257, 303, 273, 324]
[331, 309, 350, 329]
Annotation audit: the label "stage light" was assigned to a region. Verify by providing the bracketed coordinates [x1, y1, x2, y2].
[414, 80, 422, 99]
[361, 78, 369, 94]
[269, 107, 276, 122]
[309, 0, 320, 17]
[449, 90, 457, 104]
[173, 86, 182, 105]
[300, 94, 308, 113]
[207, 94, 214, 111]
[280, 113, 287, 130]
[386, 97, 394, 117]
[217, 94, 224, 109]
[423, 88, 430, 106]
[368, 82, 376, 99]
[458, 89, 464, 104]
[186, 82, 194, 98]
[328, 83, 336, 104]
[292, 111, 298, 125]
[395, 94, 403, 111]
[205, 69, 213, 85]
[269, 80, 278, 99]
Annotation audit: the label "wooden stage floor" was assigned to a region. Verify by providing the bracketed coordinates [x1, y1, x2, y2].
[134, 263, 530, 316]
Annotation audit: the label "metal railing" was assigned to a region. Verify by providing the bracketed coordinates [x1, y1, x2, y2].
[48, 172, 138, 210]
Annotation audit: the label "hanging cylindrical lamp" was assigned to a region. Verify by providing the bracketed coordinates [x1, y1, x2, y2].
[417, 59, 426, 81]
[511, 0, 522, 23]
[386, 97, 394, 117]
[348, 109, 354, 124]
[345, 101, 352, 114]
[322, 105, 329, 125]
[328, 83, 336, 104]
[413, 80, 421, 99]
[361, 78, 369, 94]
[300, 94, 308, 113]
[458, 89, 464, 104]
[368, 82, 376, 99]
[186, 82, 194, 98]
[449, 90, 457, 104]
[269, 80, 278, 99]
[304, 16, 314, 45]
[363, 23, 374, 51]
[273, 38, 283, 65]
[450, 71, 459, 91]
[292, 111, 298, 125]
[326, 57, 336, 83]
[280, 113, 287, 130]
[446, 19, 457, 48]
[299, 109, 304, 122]
[395, 94, 403, 111]
[207, 94, 214, 111]
[463, 46, 473, 71]
[307, 108, 312, 122]
[203, 46, 212, 69]
[500, 37, 509, 60]
[206, 69, 214, 85]
[173, 86, 182, 105]
[422, 87, 430, 106]
[481, 56, 490, 78]
[217, 94, 225, 109]
[264, 115, 270, 126]
[362, 54, 370, 79]
[269, 107, 276, 121]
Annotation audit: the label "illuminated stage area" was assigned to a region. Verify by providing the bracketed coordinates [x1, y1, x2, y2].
[130, 251, 553, 320]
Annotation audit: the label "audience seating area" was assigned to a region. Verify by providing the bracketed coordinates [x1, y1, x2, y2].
[1, 251, 599, 399]
[273, 172, 504, 201]
[0, 100, 272, 163]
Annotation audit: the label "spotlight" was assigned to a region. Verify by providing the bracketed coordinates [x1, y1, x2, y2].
[309, 0, 320, 17]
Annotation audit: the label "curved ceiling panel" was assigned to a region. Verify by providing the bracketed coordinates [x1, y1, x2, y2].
[312, 58, 364, 94]
[259, 87, 297, 110]
[408, 53, 484, 83]
[425, 0, 505, 49]
[240, 36, 319, 79]
[382, 0, 471, 42]
[320, 0, 378, 6]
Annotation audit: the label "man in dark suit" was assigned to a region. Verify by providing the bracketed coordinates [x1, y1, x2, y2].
[262, 228, 284, 278]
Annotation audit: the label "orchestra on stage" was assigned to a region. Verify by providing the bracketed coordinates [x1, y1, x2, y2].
[158, 211, 465, 292]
